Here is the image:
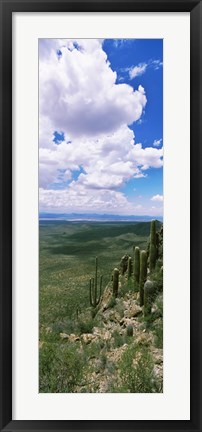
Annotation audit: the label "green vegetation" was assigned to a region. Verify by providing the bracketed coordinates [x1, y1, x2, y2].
[112, 330, 125, 348]
[151, 294, 163, 348]
[149, 220, 157, 273]
[40, 221, 149, 332]
[39, 220, 163, 393]
[106, 295, 117, 309]
[111, 330, 133, 348]
[119, 276, 136, 296]
[77, 317, 95, 334]
[39, 342, 85, 393]
[117, 343, 161, 393]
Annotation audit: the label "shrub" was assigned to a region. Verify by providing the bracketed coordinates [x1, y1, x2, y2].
[120, 278, 135, 296]
[150, 298, 163, 348]
[91, 305, 99, 318]
[112, 330, 124, 348]
[150, 269, 163, 293]
[39, 343, 56, 392]
[53, 319, 75, 335]
[39, 342, 85, 392]
[107, 296, 116, 309]
[126, 324, 133, 337]
[155, 294, 163, 316]
[82, 340, 102, 359]
[153, 321, 163, 348]
[118, 344, 161, 393]
[77, 318, 94, 334]
[115, 300, 125, 318]
[100, 353, 107, 370]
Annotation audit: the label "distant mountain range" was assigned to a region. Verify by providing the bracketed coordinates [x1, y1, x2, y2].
[39, 213, 163, 222]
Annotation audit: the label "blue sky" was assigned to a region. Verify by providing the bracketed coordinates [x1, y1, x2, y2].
[103, 39, 163, 207]
[39, 39, 163, 215]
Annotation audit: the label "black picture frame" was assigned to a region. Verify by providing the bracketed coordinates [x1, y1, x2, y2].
[0, 1, 201, 431]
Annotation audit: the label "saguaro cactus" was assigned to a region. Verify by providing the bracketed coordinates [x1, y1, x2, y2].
[127, 256, 132, 279]
[149, 220, 157, 273]
[113, 268, 119, 297]
[134, 246, 140, 286]
[139, 250, 147, 306]
[144, 280, 154, 317]
[89, 257, 103, 307]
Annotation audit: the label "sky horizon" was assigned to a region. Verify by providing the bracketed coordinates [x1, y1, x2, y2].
[39, 38, 163, 216]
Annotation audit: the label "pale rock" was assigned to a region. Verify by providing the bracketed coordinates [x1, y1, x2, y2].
[103, 330, 111, 341]
[93, 326, 101, 336]
[60, 332, 69, 339]
[103, 309, 120, 323]
[81, 333, 95, 344]
[68, 333, 80, 343]
[120, 317, 139, 329]
[124, 304, 142, 318]
[59, 333, 80, 342]
[136, 333, 153, 346]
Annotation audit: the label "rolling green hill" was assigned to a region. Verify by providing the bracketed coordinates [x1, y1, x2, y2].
[39, 220, 163, 393]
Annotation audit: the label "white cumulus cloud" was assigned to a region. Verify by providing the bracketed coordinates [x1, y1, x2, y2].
[151, 194, 163, 202]
[39, 39, 147, 141]
[39, 125, 163, 189]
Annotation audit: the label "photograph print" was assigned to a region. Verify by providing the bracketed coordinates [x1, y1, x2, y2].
[39, 38, 163, 393]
